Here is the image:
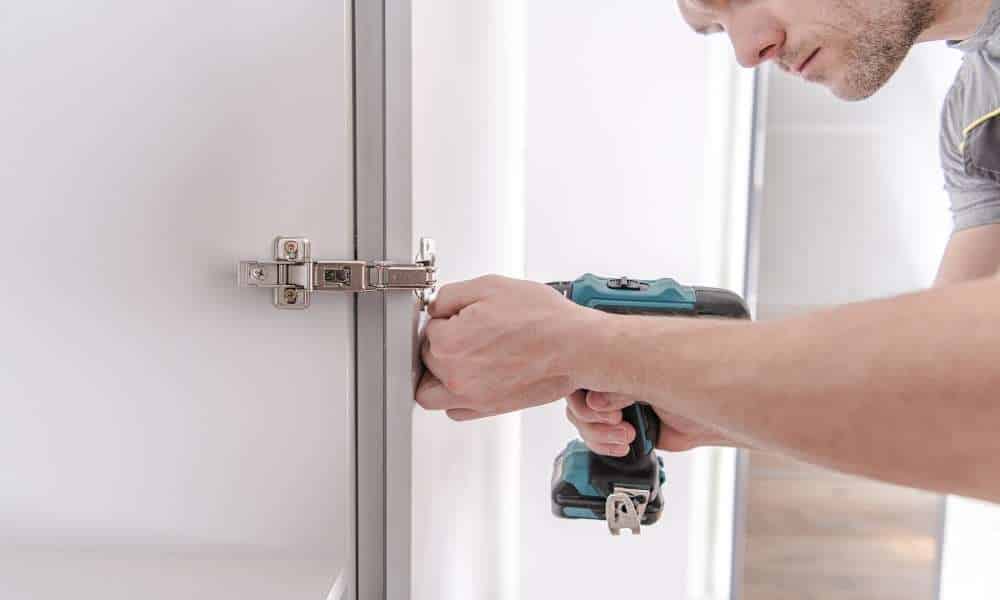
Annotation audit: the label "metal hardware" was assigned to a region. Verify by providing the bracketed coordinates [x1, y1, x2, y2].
[415, 238, 437, 307]
[605, 486, 650, 536]
[239, 236, 438, 310]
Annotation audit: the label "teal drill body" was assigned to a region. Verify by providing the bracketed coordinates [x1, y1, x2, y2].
[549, 274, 750, 534]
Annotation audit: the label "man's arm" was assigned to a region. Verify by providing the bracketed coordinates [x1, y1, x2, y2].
[934, 224, 1000, 285]
[575, 275, 1000, 502]
[417, 228, 1000, 502]
[562, 225, 1000, 457]
[571, 225, 1000, 499]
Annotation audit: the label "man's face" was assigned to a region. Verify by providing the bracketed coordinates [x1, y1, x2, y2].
[677, 0, 934, 101]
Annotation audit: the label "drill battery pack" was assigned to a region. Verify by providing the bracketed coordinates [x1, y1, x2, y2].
[552, 438, 665, 525]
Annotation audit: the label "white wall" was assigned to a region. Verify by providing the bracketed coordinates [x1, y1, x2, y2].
[520, 3, 718, 599]
[940, 496, 1000, 599]
[411, 1, 524, 599]
[412, 4, 748, 599]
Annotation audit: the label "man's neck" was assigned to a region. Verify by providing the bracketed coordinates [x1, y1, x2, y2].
[919, 0, 993, 42]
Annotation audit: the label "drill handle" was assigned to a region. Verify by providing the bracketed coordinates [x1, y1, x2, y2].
[608, 403, 660, 466]
[627, 403, 659, 460]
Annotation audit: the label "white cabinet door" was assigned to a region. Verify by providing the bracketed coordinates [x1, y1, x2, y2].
[0, 2, 354, 598]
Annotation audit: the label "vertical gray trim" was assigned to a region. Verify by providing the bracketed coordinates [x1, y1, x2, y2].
[383, 1, 414, 599]
[730, 64, 771, 600]
[934, 496, 948, 600]
[343, 3, 360, 597]
[742, 66, 769, 322]
[354, 1, 413, 599]
[729, 452, 750, 600]
[354, 0, 387, 598]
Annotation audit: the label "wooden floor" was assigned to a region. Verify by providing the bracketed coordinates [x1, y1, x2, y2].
[739, 451, 943, 600]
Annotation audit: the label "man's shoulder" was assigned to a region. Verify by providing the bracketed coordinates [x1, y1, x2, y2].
[936, 11, 1000, 232]
[940, 47, 1000, 213]
[945, 50, 1000, 120]
[941, 52, 1000, 151]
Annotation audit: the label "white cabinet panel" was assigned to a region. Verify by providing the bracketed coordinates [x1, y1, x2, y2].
[0, 2, 353, 598]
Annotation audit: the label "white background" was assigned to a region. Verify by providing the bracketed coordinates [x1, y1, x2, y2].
[519, 2, 711, 599]
[411, 0, 717, 598]
[411, 0, 524, 598]
[758, 45, 958, 315]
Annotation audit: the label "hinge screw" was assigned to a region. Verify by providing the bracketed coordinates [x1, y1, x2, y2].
[284, 288, 299, 304]
[284, 240, 299, 259]
[250, 267, 266, 281]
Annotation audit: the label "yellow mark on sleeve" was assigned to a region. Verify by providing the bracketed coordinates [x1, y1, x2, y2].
[963, 107, 1000, 137]
[959, 107, 1000, 153]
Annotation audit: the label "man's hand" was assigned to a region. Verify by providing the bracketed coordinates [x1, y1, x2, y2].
[565, 390, 746, 456]
[416, 275, 602, 421]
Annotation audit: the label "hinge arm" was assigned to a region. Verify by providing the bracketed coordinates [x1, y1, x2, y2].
[239, 237, 438, 310]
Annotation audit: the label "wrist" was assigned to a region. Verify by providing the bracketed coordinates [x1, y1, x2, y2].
[561, 311, 734, 409]
[557, 308, 631, 393]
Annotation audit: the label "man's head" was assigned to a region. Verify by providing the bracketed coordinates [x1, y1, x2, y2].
[678, 0, 936, 101]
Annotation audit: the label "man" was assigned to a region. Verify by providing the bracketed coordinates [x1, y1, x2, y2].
[417, 0, 1000, 503]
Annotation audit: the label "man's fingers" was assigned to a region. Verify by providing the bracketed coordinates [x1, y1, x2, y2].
[415, 373, 463, 410]
[656, 421, 745, 452]
[446, 408, 495, 421]
[587, 442, 630, 458]
[567, 405, 635, 446]
[428, 276, 499, 319]
[567, 392, 622, 425]
[586, 391, 634, 412]
[422, 317, 448, 346]
[420, 332, 446, 377]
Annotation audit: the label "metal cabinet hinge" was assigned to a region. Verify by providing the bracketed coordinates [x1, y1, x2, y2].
[239, 236, 438, 310]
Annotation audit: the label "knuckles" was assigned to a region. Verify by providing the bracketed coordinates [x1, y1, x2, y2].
[476, 274, 506, 288]
[424, 323, 466, 358]
[443, 375, 467, 397]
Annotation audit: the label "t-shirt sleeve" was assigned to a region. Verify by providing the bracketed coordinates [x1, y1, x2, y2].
[941, 71, 1000, 232]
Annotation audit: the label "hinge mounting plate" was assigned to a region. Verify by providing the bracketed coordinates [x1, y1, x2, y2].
[239, 237, 438, 310]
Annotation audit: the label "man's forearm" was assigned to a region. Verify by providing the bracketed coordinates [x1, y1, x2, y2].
[577, 277, 1000, 501]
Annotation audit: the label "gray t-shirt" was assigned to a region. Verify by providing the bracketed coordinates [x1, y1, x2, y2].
[941, 0, 1000, 231]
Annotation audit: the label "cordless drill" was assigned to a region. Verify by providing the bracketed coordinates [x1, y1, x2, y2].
[548, 274, 750, 535]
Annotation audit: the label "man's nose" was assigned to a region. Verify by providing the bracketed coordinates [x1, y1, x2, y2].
[728, 20, 785, 69]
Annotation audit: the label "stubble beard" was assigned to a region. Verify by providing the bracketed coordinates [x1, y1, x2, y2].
[835, 0, 935, 101]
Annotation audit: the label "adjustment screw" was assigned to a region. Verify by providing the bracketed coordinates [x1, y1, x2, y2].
[250, 267, 265, 281]
[284, 289, 298, 304]
[284, 240, 299, 259]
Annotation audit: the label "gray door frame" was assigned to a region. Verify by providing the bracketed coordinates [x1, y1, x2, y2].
[353, 1, 415, 598]
[729, 63, 770, 600]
